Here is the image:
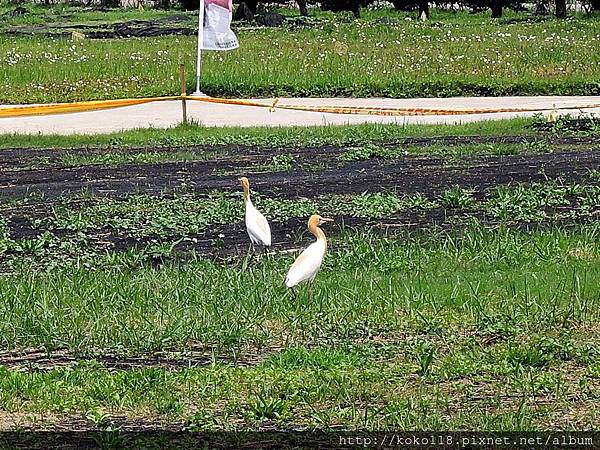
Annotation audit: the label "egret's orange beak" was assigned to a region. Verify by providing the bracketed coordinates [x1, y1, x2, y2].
[320, 217, 334, 224]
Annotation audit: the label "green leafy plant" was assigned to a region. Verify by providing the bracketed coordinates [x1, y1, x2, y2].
[266, 154, 294, 171]
[441, 185, 477, 209]
[340, 143, 397, 162]
[249, 393, 288, 420]
[415, 341, 436, 377]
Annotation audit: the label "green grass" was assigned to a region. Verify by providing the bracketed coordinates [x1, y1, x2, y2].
[0, 341, 597, 431]
[0, 119, 533, 149]
[58, 149, 211, 166]
[339, 140, 557, 161]
[1, 117, 599, 431]
[0, 224, 599, 429]
[1, 7, 599, 103]
[2, 223, 599, 353]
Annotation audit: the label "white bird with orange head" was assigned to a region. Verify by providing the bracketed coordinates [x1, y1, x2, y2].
[239, 176, 271, 248]
[285, 214, 334, 289]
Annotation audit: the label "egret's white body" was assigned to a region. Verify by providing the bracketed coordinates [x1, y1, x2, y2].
[239, 177, 271, 247]
[285, 215, 333, 288]
[285, 239, 326, 287]
[245, 200, 271, 246]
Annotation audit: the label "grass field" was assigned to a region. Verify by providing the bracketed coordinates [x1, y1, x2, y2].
[0, 5, 599, 103]
[0, 118, 533, 149]
[1, 118, 599, 434]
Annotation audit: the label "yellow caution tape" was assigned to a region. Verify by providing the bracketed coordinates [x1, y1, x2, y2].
[280, 103, 600, 116]
[0, 96, 178, 118]
[1, 94, 599, 119]
[187, 97, 600, 116]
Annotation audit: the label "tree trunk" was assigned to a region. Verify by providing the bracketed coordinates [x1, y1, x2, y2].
[556, 0, 567, 17]
[591, 0, 600, 11]
[245, 0, 258, 14]
[351, 0, 361, 18]
[418, 0, 429, 20]
[491, 1, 503, 18]
[297, 0, 308, 16]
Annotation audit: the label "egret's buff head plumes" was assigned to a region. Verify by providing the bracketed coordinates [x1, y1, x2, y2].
[238, 176, 250, 190]
[308, 214, 334, 232]
[238, 177, 250, 201]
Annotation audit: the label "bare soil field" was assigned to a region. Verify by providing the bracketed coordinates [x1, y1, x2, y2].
[1, 135, 599, 259]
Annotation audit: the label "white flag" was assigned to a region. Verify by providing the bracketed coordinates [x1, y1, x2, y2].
[202, 0, 239, 51]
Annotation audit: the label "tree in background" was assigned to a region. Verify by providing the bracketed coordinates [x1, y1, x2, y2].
[176, 0, 583, 20]
[555, 0, 567, 17]
[577, 0, 600, 12]
[491, 0, 504, 17]
[180, 0, 307, 15]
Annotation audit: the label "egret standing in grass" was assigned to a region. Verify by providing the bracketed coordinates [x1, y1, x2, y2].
[285, 214, 334, 298]
[239, 177, 271, 252]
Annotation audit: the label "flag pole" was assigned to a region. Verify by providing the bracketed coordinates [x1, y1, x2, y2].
[192, 0, 206, 96]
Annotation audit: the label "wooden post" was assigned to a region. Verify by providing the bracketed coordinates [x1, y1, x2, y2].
[179, 64, 187, 125]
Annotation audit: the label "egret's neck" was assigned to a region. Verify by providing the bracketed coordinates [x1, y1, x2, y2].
[242, 185, 251, 204]
[309, 223, 327, 247]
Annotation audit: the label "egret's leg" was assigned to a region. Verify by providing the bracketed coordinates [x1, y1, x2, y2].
[243, 242, 255, 271]
[317, 285, 324, 313]
[248, 242, 258, 263]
